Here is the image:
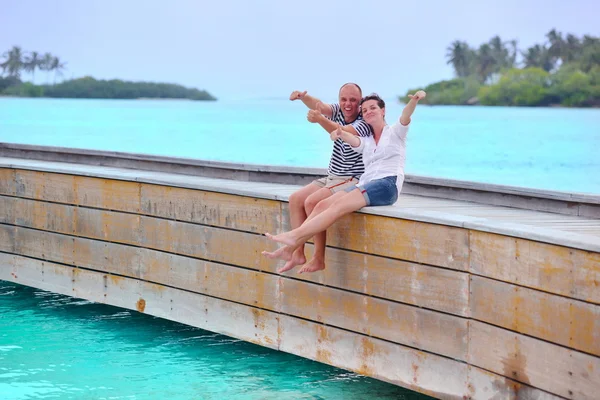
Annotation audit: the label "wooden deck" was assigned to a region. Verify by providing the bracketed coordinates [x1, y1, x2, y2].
[1, 154, 599, 400]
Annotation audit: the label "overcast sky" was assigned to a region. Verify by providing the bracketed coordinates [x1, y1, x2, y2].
[1, 0, 599, 100]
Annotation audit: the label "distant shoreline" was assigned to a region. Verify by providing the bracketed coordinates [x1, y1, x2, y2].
[0, 76, 217, 101]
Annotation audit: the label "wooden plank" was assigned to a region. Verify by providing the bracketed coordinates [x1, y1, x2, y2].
[13, 196, 75, 234]
[0, 223, 16, 253]
[14, 227, 75, 265]
[466, 365, 562, 400]
[74, 175, 141, 213]
[0, 168, 15, 196]
[0, 252, 16, 279]
[470, 231, 600, 304]
[468, 320, 600, 399]
[279, 279, 468, 360]
[471, 275, 600, 356]
[73, 237, 142, 278]
[15, 170, 77, 204]
[140, 183, 282, 234]
[327, 213, 470, 270]
[12, 170, 141, 213]
[0, 196, 15, 224]
[5, 254, 74, 296]
[75, 207, 141, 246]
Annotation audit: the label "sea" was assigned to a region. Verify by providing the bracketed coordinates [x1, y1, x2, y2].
[1, 97, 599, 194]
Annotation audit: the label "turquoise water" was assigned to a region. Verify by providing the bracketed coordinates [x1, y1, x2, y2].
[1, 97, 600, 194]
[0, 281, 430, 400]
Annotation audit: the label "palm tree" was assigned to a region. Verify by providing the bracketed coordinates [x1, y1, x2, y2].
[563, 34, 582, 63]
[446, 40, 474, 77]
[40, 52, 54, 83]
[0, 55, 8, 77]
[522, 45, 555, 72]
[579, 36, 600, 72]
[546, 29, 565, 66]
[489, 36, 507, 70]
[476, 43, 496, 83]
[582, 35, 599, 48]
[1, 46, 25, 78]
[24, 51, 41, 81]
[508, 39, 519, 67]
[50, 56, 67, 83]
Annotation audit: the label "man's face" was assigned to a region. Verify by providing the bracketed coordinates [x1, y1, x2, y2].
[338, 85, 361, 122]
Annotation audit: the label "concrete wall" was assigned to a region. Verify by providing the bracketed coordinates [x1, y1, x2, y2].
[1, 167, 599, 400]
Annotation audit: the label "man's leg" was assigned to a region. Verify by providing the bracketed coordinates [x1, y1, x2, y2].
[275, 187, 334, 272]
[300, 178, 357, 273]
[297, 188, 337, 273]
[262, 182, 321, 267]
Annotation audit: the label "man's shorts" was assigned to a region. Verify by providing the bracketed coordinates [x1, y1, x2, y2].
[312, 175, 359, 194]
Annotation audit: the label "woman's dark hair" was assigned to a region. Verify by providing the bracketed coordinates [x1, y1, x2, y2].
[360, 93, 385, 109]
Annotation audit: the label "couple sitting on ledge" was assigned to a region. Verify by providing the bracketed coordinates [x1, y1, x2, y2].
[262, 83, 426, 274]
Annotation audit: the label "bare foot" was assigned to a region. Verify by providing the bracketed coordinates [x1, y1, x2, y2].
[261, 245, 295, 261]
[298, 258, 325, 274]
[265, 232, 297, 247]
[277, 248, 307, 273]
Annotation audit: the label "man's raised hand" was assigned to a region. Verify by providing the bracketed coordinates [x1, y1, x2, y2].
[290, 90, 308, 101]
[307, 109, 321, 123]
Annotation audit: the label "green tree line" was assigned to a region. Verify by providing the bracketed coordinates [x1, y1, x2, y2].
[0, 46, 216, 101]
[401, 30, 600, 107]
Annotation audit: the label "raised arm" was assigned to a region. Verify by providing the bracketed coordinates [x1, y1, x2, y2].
[330, 126, 361, 148]
[290, 90, 333, 118]
[307, 109, 361, 135]
[399, 90, 426, 125]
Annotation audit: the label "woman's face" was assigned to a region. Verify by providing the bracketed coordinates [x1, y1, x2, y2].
[361, 100, 385, 125]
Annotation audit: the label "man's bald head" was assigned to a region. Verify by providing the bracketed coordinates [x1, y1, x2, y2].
[339, 83, 362, 97]
[338, 83, 362, 123]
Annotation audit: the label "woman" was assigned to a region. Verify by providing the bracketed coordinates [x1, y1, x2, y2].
[263, 90, 426, 273]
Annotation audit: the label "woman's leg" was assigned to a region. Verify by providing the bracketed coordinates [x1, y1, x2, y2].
[263, 192, 347, 264]
[265, 189, 366, 248]
[298, 190, 364, 273]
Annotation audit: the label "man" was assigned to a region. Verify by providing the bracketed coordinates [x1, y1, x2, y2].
[263, 83, 371, 273]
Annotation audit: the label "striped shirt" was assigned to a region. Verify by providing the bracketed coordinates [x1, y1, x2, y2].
[327, 103, 372, 177]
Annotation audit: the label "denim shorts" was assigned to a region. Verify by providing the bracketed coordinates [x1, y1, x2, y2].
[344, 176, 398, 206]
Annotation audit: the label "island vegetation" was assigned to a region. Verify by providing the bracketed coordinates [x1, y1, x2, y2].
[0, 46, 216, 101]
[401, 30, 599, 107]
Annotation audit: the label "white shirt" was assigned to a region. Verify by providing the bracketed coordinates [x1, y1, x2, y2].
[352, 121, 409, 194]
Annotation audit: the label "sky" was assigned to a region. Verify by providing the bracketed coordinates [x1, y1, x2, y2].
[1, 0, 599, 101]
